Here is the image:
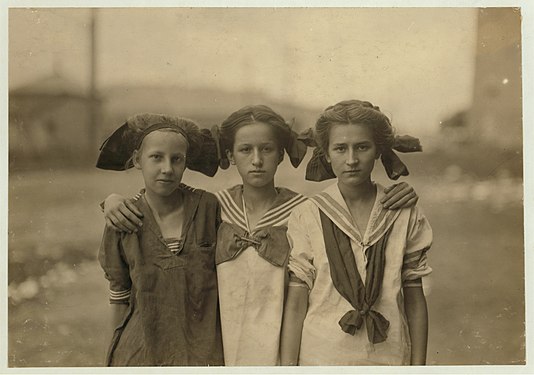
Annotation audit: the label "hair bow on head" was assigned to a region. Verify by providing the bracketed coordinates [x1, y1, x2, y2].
[305, 147, 336, 182]
[381, 135, 423, 180]
[284, 120, 315, 168]
[211, 125, 230, 170]
[210, 122, 315, 170]
[189, 128, 220, 177]
[305, 134, 423, 182]
[96, 113, 219, 177]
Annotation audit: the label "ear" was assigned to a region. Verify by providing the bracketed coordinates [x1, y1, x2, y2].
[132, 150, 142, 169]
[226, 149, 235, 165]
[325, 151, 331, 164]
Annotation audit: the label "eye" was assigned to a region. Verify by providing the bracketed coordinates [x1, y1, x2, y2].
[172, 155, 183, 163]
[357, 145, 370, 151]
[150, 154, 162, 160]
[238, 146, 251, 153]
[333, 145, 346, 152]
[262, 145, 274, 152]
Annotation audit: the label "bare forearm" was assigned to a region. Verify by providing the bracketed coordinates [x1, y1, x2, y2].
[404, 285, 428, 365]
[280, 286, 308, 366]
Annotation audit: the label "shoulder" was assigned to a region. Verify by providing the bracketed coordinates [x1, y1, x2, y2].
[275, 186, 302, 199]
[214, 184, 241, 201]
[397, 204, 432, 238]
[274, 186, 306, 204]
[215, 184, 243, 197]
[100, 225, 136, 250]
[408, 204, 431, 225]
[289, 197, 318, 219]
[181, 183, 219, 208]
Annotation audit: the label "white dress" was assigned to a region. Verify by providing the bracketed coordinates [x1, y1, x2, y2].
[287, 182, 433, 365]
[215, 185, 307, 366]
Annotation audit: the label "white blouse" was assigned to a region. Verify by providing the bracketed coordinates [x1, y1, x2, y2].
[287, 182, 433, 366]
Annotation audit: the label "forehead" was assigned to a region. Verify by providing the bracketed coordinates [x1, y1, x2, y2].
[328, 123, 374, 144]
[141, 130, 188, 152]
[234, 122, 279, 143]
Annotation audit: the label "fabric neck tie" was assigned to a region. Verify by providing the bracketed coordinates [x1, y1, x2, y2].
[215, 222, 289, 267]
[319, 210, 391, 344]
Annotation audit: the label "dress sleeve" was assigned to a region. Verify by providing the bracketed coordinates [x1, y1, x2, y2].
[286, 204, 316, 290]
[402, 206, 433, 287]
[98, 227, 132, 304]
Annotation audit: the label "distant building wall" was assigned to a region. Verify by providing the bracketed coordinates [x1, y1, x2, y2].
[9, 96, 93, 167]
[467, 8, 522, 150]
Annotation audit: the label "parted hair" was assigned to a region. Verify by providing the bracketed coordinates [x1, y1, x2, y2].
[219, 105, 290, 152]
[315, 100, 395, 155]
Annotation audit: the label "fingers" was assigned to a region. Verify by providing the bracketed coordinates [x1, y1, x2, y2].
[385, 193, 418, 210]
[381, 183, 406, 204]
[121, 201, 144, 227]
[108, 210, 139, 233]
[382, 182, 418, 209]
[381, 182, 408, 200]
[125, 199, 144, 219]
[382, 183, 399, 194]
[105, 217, 122, 232]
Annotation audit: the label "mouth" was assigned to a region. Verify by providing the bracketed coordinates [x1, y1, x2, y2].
[249, 170, 266, 174]
[157, 179, 175, 184]
[343, 170, 361, 174]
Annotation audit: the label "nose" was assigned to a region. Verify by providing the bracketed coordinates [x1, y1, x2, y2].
[252, 149, 263, 167]
[160, 158, 173, 174]
[346, 149, 358, 166]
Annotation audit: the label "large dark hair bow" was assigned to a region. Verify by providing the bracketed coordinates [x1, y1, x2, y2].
[96, 113, 219, 177]
[305, 132, 423, 182]
[210, 120, 310, 170]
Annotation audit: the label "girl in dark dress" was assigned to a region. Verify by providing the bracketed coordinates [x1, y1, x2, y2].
[96, 113, 223, 366]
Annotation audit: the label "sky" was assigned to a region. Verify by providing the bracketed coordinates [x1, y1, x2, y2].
[8, 7, 478, 135]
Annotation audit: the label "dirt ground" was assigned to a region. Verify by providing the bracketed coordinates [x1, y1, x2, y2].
[7, 166, 525, 367]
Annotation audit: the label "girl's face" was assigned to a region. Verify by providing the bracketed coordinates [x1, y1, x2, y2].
[326, 123, 379, 189]
[133, 130, 188, 197]
[227, 122, 283, 189]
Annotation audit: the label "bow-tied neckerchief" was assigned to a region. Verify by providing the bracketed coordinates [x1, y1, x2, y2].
[215, 222, 289, 267]
[319, 210, 391, 344]
[215, 192, 290, 267]
[241, 194, 288, 267]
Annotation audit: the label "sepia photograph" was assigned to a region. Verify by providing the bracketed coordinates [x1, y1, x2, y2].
[3, 2, 529, 371]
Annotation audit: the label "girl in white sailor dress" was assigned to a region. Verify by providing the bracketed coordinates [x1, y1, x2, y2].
[211, 105, 308, 365]
[211, 105, 419, 366]
[100, 105, 420, 366]
[281, 100, 432, 366]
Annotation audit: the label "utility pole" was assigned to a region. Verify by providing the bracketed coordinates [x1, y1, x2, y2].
[89, 8, 99, 158]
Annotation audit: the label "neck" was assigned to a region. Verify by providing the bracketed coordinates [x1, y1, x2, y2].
[242, 182, 277, 210]
[337, 179, 376, 204]
[144, 188, 183, 216]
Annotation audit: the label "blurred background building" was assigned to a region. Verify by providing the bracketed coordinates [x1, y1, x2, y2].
[6, 7, 524, 367]
[441, 8, 522, 152]
[9, 74, 100, 166]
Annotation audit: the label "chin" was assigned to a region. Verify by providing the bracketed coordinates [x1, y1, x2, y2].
[341, 177, 367, 187]
[152, 187, 179, 197]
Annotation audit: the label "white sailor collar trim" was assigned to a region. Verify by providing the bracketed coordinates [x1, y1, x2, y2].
[309, 182, 401, 247]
